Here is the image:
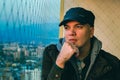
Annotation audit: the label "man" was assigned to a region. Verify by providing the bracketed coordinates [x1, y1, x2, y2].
[41, 7, 120, 80]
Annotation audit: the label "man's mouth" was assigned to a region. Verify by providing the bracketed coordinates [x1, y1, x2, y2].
[69, 39, 77, 43]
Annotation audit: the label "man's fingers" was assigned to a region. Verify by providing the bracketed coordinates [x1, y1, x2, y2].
[66, 42, 79, 56]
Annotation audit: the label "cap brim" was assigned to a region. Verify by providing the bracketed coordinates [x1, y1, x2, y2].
[59, 18, 87, 26]
[59, 19, 73, 26]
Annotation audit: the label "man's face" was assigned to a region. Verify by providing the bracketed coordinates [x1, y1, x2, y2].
[64, 21, 94, 48]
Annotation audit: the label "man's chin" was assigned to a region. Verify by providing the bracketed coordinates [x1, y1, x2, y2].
[76, 44, 83, 48]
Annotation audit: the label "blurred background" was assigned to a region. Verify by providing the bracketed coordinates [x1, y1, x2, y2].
[0, 0, 60, 80]
[0, 0, 120, 80]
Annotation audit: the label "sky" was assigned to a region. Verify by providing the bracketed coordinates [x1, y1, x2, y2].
[0, 0, 60, 45]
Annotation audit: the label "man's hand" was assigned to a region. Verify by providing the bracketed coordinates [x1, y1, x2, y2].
[56, 42, 79, 68]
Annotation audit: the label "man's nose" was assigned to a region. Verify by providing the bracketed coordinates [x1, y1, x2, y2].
[69, 28, 76, 36]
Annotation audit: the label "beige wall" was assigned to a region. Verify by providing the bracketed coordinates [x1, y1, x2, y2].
[60, 0, 120, 58]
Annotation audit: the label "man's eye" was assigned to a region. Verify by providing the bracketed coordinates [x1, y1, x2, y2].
[64, 26, 69, 30]
[76, 25, 84, 28]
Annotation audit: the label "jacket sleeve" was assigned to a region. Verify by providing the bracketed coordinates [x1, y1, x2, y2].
[41, 44, 63, 80]
[47, 64, 63, 80]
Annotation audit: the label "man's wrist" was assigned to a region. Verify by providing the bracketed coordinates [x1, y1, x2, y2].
[56, 59, 65, 69]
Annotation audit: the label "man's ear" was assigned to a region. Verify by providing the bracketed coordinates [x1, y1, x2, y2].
[90, 27, 94, 38]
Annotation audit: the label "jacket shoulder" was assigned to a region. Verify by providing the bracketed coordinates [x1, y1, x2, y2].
[43, 44, 59, 61]
[99, 50, 120, 67]
[45, 44, 58, 50]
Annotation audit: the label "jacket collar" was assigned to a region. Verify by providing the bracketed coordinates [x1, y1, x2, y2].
[84, 36, 102, 80]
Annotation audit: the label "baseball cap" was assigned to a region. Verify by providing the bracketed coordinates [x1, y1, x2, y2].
[59, 7, 95, 27]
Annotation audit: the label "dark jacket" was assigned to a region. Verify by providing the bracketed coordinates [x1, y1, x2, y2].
[41, 37, 120, 80]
